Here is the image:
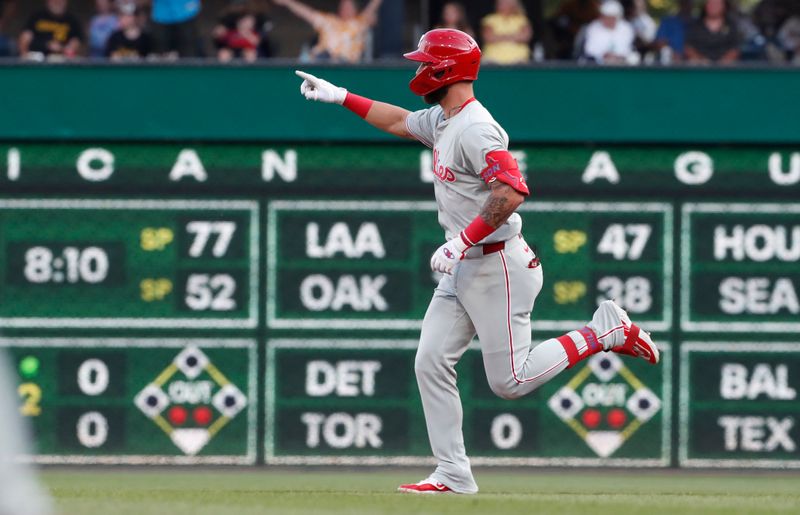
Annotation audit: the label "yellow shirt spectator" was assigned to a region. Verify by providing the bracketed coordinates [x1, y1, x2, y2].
[274, 0, 383, 64]
[310, 12, 370, 63]
[481, 12, 532, 64]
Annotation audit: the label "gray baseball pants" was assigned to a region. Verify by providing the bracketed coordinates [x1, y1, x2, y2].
[414, 236, 625, 493]
[415, 235, 623, 493]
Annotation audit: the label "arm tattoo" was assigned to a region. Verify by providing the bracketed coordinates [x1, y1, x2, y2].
[479, 194, 510, 227]
[479, 183, 522, 228]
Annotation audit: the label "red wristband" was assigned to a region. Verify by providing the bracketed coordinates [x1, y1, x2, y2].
[460, 216, 496, 247]
[343, 92, 374, 119]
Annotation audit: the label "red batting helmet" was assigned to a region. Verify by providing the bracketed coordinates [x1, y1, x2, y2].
[403, 29, 481, 96]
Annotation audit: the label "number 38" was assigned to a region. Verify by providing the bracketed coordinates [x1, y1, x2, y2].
[596, 276, 652, 314]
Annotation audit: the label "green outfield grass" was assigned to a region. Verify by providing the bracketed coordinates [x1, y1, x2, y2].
[44, 469, 800, 515]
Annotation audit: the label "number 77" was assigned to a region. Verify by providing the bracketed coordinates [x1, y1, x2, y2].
[186, 221, 237, 257]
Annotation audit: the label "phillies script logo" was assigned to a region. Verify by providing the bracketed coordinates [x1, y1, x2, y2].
[432, 148, 456, 183]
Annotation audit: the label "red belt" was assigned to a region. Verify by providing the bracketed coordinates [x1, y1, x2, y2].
[481, 241, 506, 255]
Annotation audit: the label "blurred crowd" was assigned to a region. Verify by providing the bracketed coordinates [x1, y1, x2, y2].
[0, 0, 799, 64]
[546, 0, 800, 64]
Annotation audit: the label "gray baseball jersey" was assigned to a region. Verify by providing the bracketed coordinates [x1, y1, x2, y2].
[405, 99, 521, 243]
[404, 99, 547, 493]
[403, 99, 630, 494]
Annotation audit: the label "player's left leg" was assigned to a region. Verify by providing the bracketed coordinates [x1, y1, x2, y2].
[399, 272, 479, 495]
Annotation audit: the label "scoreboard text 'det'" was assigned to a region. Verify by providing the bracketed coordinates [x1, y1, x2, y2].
[266, 339, 671, 466]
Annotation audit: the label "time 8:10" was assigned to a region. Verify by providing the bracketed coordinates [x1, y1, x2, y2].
[23, 246, 110, 284]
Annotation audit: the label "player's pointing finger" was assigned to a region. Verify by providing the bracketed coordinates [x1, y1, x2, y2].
[295, 70, 316, 83]
[293, 70, 345, 104]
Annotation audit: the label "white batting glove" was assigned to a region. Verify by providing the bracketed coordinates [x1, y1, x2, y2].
[295, 70, 347, 104]
[430, 237, 470, 275]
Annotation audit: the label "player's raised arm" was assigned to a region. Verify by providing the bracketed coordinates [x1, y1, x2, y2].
[295, 70, 412, 139]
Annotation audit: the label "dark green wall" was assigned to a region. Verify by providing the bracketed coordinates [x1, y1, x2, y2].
[2, 64, 798, 143]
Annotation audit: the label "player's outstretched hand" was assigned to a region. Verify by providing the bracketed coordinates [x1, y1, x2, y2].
[430, 237, 469, 274]
[295, 70, 347, 104]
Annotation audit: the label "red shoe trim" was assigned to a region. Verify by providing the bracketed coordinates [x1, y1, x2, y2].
[399, 482, 451, 492]
[621, 324, 640, 356]
[614, 324, 658, 364]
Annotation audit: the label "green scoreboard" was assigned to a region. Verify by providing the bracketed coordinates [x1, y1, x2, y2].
[682, 203, 800, 333]
[680, 343, 800, 469]
[267, 201, 672, 332]
[4, 338, 256, 464]
[0, 200, 259, 328]
[266, 339, 671, 466]
[1, 142, 799, 468]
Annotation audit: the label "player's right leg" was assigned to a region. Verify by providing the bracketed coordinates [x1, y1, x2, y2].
[474, 294, 659, 401]
[398, 274, 479, 495]
[458, 239, 658, 403]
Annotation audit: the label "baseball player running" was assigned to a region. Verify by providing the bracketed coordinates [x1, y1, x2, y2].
[295, 28, 659, 495]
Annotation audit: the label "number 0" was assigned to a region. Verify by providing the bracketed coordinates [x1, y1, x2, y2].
[77, 359, 109, 396]
[76, 412, 108, 448]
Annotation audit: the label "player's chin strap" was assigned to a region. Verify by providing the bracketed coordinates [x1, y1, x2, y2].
[342, 92, 374, 118]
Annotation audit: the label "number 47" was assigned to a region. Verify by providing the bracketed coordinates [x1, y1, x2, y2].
[597, 224, 652, 260]
[186, 221, 236, 257]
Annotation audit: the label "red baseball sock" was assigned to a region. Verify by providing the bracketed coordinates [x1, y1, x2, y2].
[557, 326, 603, 368]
